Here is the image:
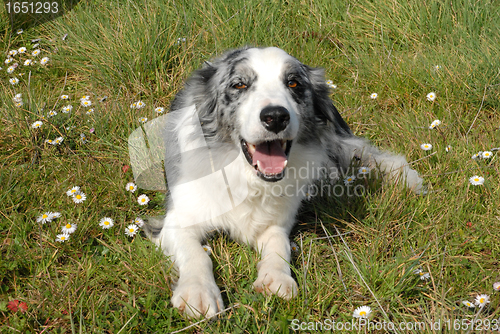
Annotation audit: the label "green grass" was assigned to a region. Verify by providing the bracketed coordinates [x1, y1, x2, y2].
[1, 0, 499, 332]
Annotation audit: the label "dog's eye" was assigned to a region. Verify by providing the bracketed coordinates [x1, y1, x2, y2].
[233, 82, 247, 89]
[287, 80, 298, 88]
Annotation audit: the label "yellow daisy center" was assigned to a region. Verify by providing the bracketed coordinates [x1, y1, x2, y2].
[141, 198, 146, 202]
[474, 178, 479, 182]
[479, 298, 484, 303]
[61, 236, 65, 240]
[104, 221, 109, 225]
[66, 224, 71, 228]
[129, 228, 134, 233]
[76, 195, 82, 199]
[360, 311, 366, 316]
[42, 214, 48, 219]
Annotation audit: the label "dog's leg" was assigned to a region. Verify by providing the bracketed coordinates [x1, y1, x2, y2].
[253, 225, 298, 299]
[342, 136, 425, 193]
[158, 215, 224, 318]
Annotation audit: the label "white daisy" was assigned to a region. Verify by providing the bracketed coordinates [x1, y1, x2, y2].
[290, 241, 299, 252]
[8, 50, 18, 57]
[18, 47, 26, 54]
[72, 192, 87, 204]
[60, 95, 69, 100]
[48, 110, 57, 117]
[40, 57, 49, 65]
[137, 194, 150, 206]
[17, 29, 23, 34]
[419, 272, 430, 280]
[13, 93, 22, 103]
[50, 212, 62, 220]
[202, 244, 212, 255]
[61, 223, 77, 234]
[32, 43, 39, 49]
[139, 117, 148, 124]
[429, 119, 441, 129]
[81, 99, 92, 107]
[53, 137, 64, 145]
[135, 100, 145, 109]
[125, 182, 137, 192]
[474, 294, 490, 308]
[413, 268, 423, 275]
[31, 121, 43, 128]
[80, 95, 91, 101]
[493, 282, 500, 291]
[125, 224, 139, 237]
[37, 212, 54, 224]
[61, 105, 73, 113]
[5, 58, 13, 64]
[133, 217, 145, 227]
[14, 101, 23, 107]
[130, 102, 137, 109]
[344, 175, 356, 185]
[353, 306, 372, 319]
[420, 143, 432, 151]
[155, 107, 165, 114]
[99, 217, 114, 229]
[426, 92, 436, 101]
[469, 175, 484, 186]
[472, 152, 482, 160]
[434, 65, 440, 71]
[462, 300, 475, 308]
[56, 234, 70, 243]
[24, 59, 32, 66]
[326, 80, 337, 89]
[32, 49, 41, 57]
[370, 93, 378, 99]
[445, 145, 452, 152]
[66, 186, 80, 196]
[358, 167, 371, 175]
[86, 108, 94, 115]
[7, 66, 15, 74]
[481, 151, 493, 159]
[45, 139, 53, 144]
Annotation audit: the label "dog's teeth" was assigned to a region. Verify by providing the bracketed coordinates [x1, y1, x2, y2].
[257, 160, 262, 171]
[248, 144, 256, 154]
[284, 160, 288, 168]
[281, 141, 286, 150]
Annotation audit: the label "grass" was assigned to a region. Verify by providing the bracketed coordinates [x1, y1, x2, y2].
[1, 0, 499, 332]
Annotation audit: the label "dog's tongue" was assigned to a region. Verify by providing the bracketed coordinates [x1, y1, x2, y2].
[252, 141, 287, 175]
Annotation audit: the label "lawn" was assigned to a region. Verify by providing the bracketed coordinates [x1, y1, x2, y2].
[1, 0, 499, 332]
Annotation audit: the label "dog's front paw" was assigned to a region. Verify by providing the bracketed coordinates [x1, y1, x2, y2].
[253, 269, 298, 299]
[172, 278, 224, 318]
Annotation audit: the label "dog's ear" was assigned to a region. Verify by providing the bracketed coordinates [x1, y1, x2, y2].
[308, 66, 352, 136]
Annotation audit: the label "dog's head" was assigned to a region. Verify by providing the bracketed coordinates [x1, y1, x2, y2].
[174, 47, 351, 182]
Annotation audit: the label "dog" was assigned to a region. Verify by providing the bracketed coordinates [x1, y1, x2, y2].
[142, 46, 424, 318]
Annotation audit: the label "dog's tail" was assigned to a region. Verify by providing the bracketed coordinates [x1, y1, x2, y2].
[142, 215, 165, 244]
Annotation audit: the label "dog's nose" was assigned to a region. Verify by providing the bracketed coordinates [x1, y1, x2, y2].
[260, 106, 290, 134]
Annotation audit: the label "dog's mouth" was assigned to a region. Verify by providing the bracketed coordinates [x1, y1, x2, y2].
[241, 138, 293, 182]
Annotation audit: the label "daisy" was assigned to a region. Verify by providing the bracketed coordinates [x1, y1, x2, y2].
[137, 194, 150, 206]
[481, 151, 493, 159]
[13, 93, 22, 103]
[472, 152, 482, 159]
[45, 139, 53, 144]
[419, 272, 430, 280]
[24, 59, 33, 66]
[125, 224, 139, 237]
[18, 47, 26, 54]
[80, 95, 90, 101]
[61, 223, 77, 234]
[130, 102, 137, 109]
[493, 282, 500, 291]
[155, 107, 165, 114]
[80, 133, 87, 143]
[290, 241, 299, 252]
[370, 93, 378, 99]
[51, 212, 61, 219]
[429, 119, 441, 129]
[99, 217, 114, 229]
[5, 58, 13, 64]
[86, 109, 94, 115]
[445, 145, 452, 152]
[344, 175, 356, 185]
[72, 192, 87, 204]
[135, 100, 145, 109]
[14, 101, 23, 107]
[426, 92, 436, 101]
[32, 49, 41, 57]
[475, 294, 490, 308]
[32, 43, 39, 49]
[469, 175, 484, 186]
[202, 244, 212, 255]
[61, 105, 73, 113]
[353, 306, 372, 319]
[133, 217, 145, 227]
[66, 186, 80, 196]
[434, 65, 440, 71]
[462, 300, 475, 308]
[56, 234, 70, 242]
[326, 80, 337, 89]
[7, 66, 15, 74]
[60, 94, 69, 100]
[17, 29, 23, 34]
[139, 117, 148, 124]
[81, 99, 92, 107]
[358, 167, 371, 175]
[420, 143, 432, 151]
[53, 137, 64, 145]
[9, 77, 19, 85]
[40, 57, 49, 65]
[48, 110, 57, 117]
[125, 182, 137, 192]
[8, 50, 18, 57]
[31, 121, 43, 129]
[37, 212, 54, 224]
